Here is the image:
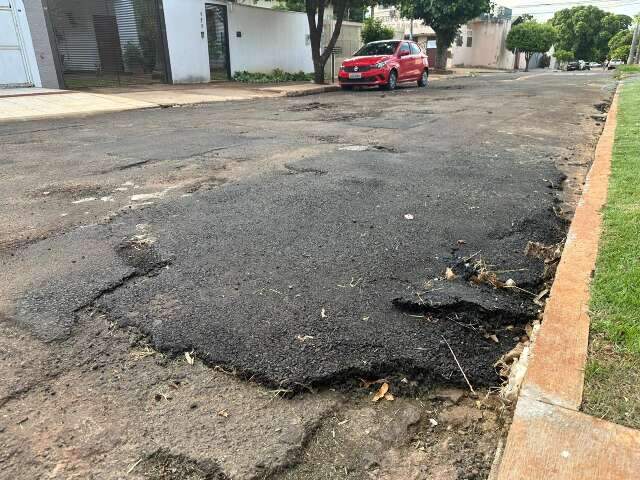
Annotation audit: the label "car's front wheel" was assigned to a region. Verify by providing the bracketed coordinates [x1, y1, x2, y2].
[383, 70, 397, 91]
[418, 69, 428, 87]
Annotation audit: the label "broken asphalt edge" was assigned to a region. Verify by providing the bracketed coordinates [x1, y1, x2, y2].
[491, 85, 640, 480]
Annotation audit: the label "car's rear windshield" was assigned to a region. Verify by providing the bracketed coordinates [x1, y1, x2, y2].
[353, 41, 399, 56]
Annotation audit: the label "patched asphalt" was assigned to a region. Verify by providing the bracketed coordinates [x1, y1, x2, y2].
[1, 72, 615, 391]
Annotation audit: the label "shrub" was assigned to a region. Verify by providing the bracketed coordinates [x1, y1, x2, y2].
[233, 70, 313, 83]
[361, 18, 395, 44]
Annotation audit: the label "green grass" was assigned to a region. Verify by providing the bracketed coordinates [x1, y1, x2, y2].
[613, 64, 640, 80]
[583, 77, 640, 428]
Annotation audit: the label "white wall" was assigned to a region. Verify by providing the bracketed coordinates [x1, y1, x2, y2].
[163, 0, 209, 83]
[163, 0, 314, 83]
[450, 19, 517, 70]
[0, 0, 42, 86]
[226, 3, 313, 74]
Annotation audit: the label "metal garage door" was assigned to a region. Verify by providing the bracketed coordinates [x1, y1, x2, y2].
[0, 0, 33, 87]
[47, 0, 168, 88]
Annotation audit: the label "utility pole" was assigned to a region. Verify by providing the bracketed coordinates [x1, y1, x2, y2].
[628, 21, 640, 64]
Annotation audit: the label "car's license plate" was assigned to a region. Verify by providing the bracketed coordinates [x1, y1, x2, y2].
[348, 73, 362, 79]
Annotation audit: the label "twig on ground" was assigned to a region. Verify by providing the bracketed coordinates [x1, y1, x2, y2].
[441, 335, 476, 396]
[126, 458, 143, 474]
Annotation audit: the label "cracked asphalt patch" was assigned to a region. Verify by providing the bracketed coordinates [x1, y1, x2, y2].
[1, 72, 613, 392]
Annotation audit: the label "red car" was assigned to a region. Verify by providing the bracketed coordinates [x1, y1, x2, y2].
[338, 40, 429, 90]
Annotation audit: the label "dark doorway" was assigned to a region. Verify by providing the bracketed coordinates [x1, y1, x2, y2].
[205, 4, 230, 81]
[93, 15, 124, 73]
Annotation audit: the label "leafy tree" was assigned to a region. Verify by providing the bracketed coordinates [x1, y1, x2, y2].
[609, 29, 634, 61]
[361, 17, 395, 44]
[400, 0, 491, 70]
[506, 21, 557, 71]
[554, 49, 574, 64]
[272, 0, 305, 12]
[550, 6, 632, 61]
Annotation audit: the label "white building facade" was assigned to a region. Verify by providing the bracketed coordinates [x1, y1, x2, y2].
[4, 0, 358, 89]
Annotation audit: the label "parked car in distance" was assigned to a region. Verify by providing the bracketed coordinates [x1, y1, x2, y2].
[566, 61, 580, 71]
[338, 40, 429, 91]
[588, 61, 602, 69]
[608, 59, 624, 69]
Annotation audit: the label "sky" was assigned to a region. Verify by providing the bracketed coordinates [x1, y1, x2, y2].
[498, 0, 640, 21]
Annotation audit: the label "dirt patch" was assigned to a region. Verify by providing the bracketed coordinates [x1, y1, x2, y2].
[29, 183, 110, 200]
[288, 102, 336, 112]
[278, 391, 507, 480]
[139, 450, 229, 480]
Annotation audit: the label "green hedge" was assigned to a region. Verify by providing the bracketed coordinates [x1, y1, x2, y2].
[233, 69, 313, 83]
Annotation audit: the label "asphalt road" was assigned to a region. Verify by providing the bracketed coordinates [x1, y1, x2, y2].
[0, 71, 614, 392]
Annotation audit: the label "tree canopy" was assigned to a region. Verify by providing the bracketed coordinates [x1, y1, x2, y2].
[506, 21, 557, 71]
[553, 49, 574, 64]
[360, 17, 395, 44]
[400, 0, 491, 69]
[550, 6, 632, 61]
[608, 29, 634, 61]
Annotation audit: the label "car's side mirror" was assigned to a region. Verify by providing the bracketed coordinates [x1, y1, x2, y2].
[398, 50, 409, 57]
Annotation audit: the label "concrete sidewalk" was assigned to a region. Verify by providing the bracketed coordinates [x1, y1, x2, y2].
[0, 82, 339, 123]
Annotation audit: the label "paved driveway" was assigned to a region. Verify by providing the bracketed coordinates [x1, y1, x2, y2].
[1, 72, 613, 392]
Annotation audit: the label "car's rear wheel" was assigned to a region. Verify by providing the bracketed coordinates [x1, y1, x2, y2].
[382, 70, 397, 91]
[418, 69, 428, 87]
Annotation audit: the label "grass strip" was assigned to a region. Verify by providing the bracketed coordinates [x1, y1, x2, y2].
[583, 76, 640, 428]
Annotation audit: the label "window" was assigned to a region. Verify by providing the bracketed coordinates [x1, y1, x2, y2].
[399, 42, 411, 56]
[353, 41, 400, 56]
[410, 43, 421, 55]
[467, 30, 473, 48]
[455, 34, 463, 47]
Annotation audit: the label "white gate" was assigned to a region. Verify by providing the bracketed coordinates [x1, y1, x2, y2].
[0, 0, 32, 86]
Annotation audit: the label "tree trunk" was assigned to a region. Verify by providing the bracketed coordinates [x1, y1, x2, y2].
[524, 53, 531, 72]
[514, 49, 520, 70]
[305, 0, 346, 84]
[313, 62, 325, 83]
[435, 33, 449, 70]
[629, 22, 640, 65]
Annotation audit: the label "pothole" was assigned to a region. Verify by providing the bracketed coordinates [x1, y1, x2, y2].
[288, 102, 335, 112]
[339, 145, 399, 153]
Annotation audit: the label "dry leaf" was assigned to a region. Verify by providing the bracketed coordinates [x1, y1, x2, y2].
[384, 393, 395, 401]
[429, 418, 438, 427]
[489, 334, 499, 343]
[217, 409, 229, 417]
[320, 308, 327, 318]
[184, 351, 194, 365]
[445, 267, 456, 280]
[372, 382, 389, 402]
[360, 378, 387, 388]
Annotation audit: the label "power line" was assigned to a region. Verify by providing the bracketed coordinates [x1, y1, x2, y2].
[514, 0, 637, 6]
[512, 1, 640, 15]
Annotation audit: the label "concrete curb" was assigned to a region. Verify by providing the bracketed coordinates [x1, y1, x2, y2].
[260, 84, 341, 97]
[492, 85, 640, 479]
